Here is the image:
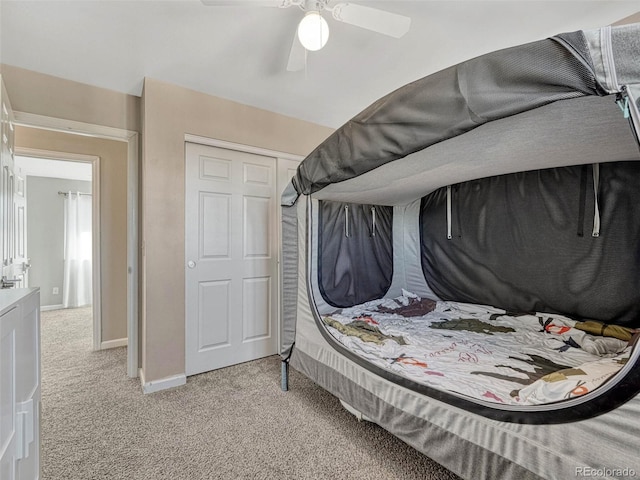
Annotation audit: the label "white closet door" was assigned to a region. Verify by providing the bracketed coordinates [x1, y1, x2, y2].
[185, 143, 278, 376]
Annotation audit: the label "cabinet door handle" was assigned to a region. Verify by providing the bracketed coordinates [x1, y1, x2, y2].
[16, 398, 35, 460]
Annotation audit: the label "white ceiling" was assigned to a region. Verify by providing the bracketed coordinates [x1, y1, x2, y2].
[15, 156, 93, 182]
[1, 1, 638, 128]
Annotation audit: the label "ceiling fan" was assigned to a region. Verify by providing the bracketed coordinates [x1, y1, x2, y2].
[200, 0, 411, 71]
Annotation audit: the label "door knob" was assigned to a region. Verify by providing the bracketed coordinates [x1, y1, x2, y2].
[187, 260, 196, 269]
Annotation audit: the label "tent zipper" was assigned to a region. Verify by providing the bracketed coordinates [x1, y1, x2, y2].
[616, 89, 630, 119]
[344, 205, 350, 238]
[446, 186, 452, 240]
[617, 86, 640, 150]
[598, 27, 632, 238]
[371, 206, 376, 237]
[592, 163, 600, 237]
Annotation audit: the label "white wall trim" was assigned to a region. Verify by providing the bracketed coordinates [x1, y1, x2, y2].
[184, 134, 305, 162]
[14, 112, 140, 378]
[40, 304, 64, 312]
[14, 147, 99, 164]
[13, 112, 138, 142]
[101, 338, 128, 349]
[140, 371, 186, 394]
[126, 133, 139, 378]
[92, 157, 102, 352]
[15, 146, 102, 352]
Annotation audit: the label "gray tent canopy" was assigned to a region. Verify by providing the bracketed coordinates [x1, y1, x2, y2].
[280, 17, 640, 451]
[283, 24, 640, 207]
[280, 23, 640, 479]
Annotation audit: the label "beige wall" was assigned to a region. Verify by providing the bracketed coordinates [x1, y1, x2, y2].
[1, 64, 140, 133]
[142, 77, 333, 382]
[2, 64, 138, 348]
[15, 126, 129, 342]
[1, 64, 334, 382]
[613, 11, 640, 25]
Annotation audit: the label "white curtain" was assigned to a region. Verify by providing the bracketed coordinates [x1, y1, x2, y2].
[63, 192, 92, 308]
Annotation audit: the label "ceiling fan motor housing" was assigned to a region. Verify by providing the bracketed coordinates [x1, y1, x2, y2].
[302, 0, 329, 11]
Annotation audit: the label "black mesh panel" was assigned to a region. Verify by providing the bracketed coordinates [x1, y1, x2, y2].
[319, 201, 393, 308]
[420, 162, 640, 327]
[554, 31, 597, 79]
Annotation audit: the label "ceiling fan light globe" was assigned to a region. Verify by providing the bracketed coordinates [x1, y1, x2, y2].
[297, 11, 329, 51]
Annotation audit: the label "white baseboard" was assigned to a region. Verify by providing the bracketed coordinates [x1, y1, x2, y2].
[41, 304, 64, 312]
[139, 369, 186, 394]
[100, 338, 128, 349]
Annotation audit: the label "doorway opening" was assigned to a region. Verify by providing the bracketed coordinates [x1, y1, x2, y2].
[13, 112, 139, 378]
[14, 151, 102, 349]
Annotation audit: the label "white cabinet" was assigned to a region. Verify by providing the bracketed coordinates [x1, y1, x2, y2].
[0, 288, 40, 480]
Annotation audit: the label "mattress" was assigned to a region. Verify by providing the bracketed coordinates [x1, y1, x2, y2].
[321, 291, 632, 406]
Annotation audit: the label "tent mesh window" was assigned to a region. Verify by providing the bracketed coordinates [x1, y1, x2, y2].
[318, 201, 393, 308]
[420, 161, 640, 328]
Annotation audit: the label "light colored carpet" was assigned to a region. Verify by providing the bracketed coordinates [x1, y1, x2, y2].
[41, 307, 461, 479]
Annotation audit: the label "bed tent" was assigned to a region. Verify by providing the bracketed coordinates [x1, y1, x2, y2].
[280, 24, 640, 479]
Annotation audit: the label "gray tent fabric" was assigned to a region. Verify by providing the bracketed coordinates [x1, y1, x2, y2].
[294, 37, 596, 195]
[610, 25, 640, 87]
[311, 95, 639, 206]
[281, 23, 640, 480]
[583, 25, 640, 93]
[387, 201, 440, 300]
[280, 204, 298, 358]
[281, 180, 299, 207]
[292, 25, 639, 197]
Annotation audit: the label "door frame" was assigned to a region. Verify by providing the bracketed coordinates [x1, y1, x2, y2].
[13, 112, 140, 378]
[14, 147, 102, 350]
[183, 134, 302, 367]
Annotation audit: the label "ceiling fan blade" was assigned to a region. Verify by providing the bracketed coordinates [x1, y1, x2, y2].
[331, 3, 411, 38]
[286, 31, 306, 72]
[201, 0, 293, 7]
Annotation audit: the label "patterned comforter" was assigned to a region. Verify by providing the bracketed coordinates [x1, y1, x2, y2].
[322, 291, 633, 405]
